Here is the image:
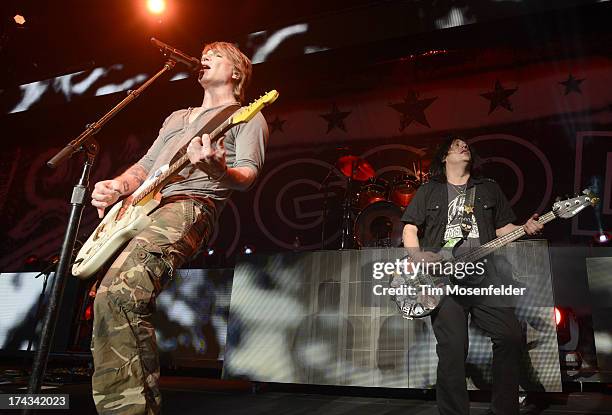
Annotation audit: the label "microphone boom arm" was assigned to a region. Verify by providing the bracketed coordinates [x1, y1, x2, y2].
[150, 37, 202, 72]
[47, 59, 176, 168]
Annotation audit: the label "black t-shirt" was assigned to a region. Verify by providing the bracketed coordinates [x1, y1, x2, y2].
[401, 176, 516, 251]
[401, 176, 518, 304]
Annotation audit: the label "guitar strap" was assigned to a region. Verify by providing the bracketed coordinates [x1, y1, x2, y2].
[169, 103, 241, 165]
[460, 185, 476, 239]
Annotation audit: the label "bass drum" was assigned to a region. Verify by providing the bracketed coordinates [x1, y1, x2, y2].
[354, 201, 403, 248]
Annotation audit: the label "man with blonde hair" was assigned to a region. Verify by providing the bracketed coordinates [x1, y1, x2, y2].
[89, 41, 268, 414]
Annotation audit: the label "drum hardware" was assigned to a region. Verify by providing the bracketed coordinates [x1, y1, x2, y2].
[319, 165, 335, 250]
[321, 153, 427, 249]
[353, 177, 389, 210]
[333, 155, 376, 249]
[352, 167, 424, 248]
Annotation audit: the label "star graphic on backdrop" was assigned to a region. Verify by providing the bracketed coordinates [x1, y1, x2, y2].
[320, 103, 351, 133]
[388, 91, 437, 131]
[559, 73, 585, 95]
[268, 115, 286, 134]
[480, 80, 518, 114]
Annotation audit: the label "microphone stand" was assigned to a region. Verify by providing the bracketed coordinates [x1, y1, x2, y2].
[26, 260, 59, 353]
[26, 59, 178, 403]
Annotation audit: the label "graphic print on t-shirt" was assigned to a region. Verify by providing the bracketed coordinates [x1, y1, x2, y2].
[444, 191, 480, 242]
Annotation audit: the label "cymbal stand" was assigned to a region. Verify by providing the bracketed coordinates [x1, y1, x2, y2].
[340, 160, 357, 249]
[320, 166, 334, 250]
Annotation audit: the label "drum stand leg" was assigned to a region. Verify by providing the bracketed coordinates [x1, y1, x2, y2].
[340, 167, 355, 250]
[340, 202, 351, 249]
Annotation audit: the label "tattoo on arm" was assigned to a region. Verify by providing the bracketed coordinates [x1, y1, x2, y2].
[116, 164, 148, 195]
[126, 165, 147, 184]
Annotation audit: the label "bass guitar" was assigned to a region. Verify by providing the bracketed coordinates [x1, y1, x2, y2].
[391, 191, 598, 319]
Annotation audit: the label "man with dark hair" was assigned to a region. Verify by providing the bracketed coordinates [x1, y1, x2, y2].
[401, 137, 542, 415]
[89, 42, 268, 414]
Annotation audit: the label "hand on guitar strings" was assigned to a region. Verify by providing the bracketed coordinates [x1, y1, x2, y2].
[523, 213, 544, 235]
[91, 179, 123, 218]
[187, 134, 228, 181]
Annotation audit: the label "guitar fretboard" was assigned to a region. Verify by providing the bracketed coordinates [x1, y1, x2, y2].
[454, 210, 556, 264]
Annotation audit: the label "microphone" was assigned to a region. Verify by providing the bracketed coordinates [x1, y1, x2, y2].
[150, 37, 202, 72]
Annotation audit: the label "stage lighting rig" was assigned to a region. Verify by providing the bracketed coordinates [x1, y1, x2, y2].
[593, 231, 610, 245]
[147, 0, 166, 15]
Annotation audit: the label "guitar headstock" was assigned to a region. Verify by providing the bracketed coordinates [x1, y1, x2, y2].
[231, 90, 279, 124]
[552, 189, 599, 219]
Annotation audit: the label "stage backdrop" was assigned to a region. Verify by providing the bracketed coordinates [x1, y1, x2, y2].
[223, 241, 562, 391]
[0, 47, 610, 271]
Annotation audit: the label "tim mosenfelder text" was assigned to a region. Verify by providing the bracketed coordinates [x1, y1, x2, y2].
[370, 258, 527, 297]
[372, 284, 526, 297]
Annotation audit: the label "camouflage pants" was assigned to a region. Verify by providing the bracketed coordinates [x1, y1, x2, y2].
[91, 197, 215, 415]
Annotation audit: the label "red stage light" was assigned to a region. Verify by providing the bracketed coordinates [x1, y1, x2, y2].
[554, 307, 562, 325]
[25, 255, 39, 265]
[84, 304, 93, 321]
[147, 0, 166, 15]
[14, 15, 26, 25]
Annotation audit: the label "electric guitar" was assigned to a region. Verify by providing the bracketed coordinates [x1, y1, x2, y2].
[391, 191, 599, 319]
[72, 90, 279, 279]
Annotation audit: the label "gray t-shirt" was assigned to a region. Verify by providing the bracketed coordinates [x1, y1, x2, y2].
[137, 103, 268, 215]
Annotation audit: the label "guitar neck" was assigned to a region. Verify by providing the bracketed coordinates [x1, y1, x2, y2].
[131, 118, 233, 206]
[455, 210, 556, 264]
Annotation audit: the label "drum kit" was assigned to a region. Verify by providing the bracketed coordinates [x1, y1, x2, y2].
[330, 154, 424, 249]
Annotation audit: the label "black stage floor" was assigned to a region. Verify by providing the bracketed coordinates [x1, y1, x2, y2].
[1, 377, 612, 415]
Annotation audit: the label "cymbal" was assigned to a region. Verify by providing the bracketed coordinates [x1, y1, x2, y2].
[335, 155, 375, 181]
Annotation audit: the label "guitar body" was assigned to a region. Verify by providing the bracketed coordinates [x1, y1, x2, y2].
[72, 194, 161, 279]
[390, 265, 445, 319]
[390, 239, 464, 320]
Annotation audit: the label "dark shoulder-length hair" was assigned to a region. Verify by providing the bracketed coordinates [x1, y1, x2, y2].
[428, 135, 482, 182]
